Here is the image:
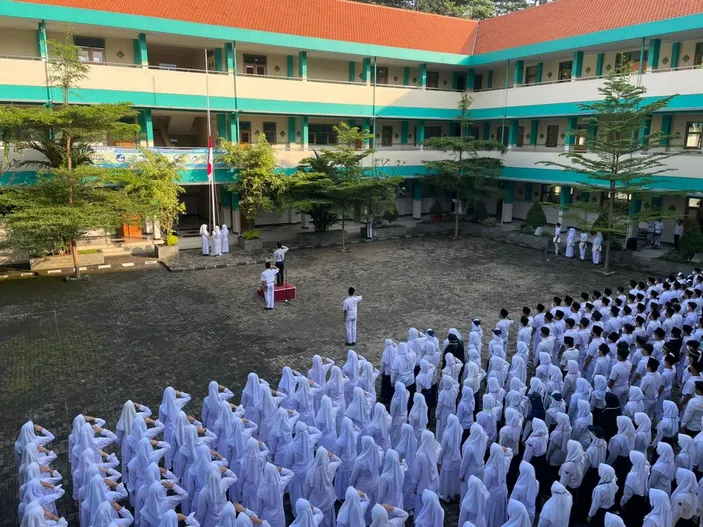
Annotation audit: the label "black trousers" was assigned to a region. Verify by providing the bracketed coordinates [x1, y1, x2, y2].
[675, 234, 681, 250]
[275, 261, 284, 285]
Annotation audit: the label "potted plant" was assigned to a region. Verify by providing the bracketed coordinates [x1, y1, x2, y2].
[238, 229, 262, 250]
[157, 233, 180, 261]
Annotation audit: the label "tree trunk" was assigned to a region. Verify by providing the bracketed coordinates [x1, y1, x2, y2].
[604, 183, 615, 273]
[341, 212, 346, 251]
[454, 190, 460, 239]
[70, 239, 81, 278]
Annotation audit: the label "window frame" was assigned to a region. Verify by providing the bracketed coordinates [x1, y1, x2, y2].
[308, 124, 338, 146]
[243, 54, 267, 76]
[424, 125, 442, 140]
[262, 122, 277, 144]
[381, 125, 393, 147]
[525, 65, 538, 85]
[239, 121, 251, 144]
[473, 74, 483, 91]
[684, 122, 703, 150]
[426, 71, 440, 89]
[575, 124, 590, 152]
[545, 125, 559, 148]
[74, 36, 105, 63]
[376, 67, 389, 85]
[558, 61, 573, 82]
[695, 42, 703, 67]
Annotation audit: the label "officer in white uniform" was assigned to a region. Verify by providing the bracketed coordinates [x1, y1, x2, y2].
[343, 286, 362, 346]
[273, 242, 289, 286]
[260, 262, 279, 310]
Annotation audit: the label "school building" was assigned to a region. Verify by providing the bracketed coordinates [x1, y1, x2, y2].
[1, 0, 703, 243]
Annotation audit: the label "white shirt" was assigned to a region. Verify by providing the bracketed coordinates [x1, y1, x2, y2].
[273, 246, 289, 263]
[682, 395, 703, 431]
[675, 223, 684, 236]
[261, 268, 278, 284]
[343, 295, 362, 319]
[609, 361, 632, 392]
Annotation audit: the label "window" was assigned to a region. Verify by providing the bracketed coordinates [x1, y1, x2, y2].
[474, 74, 483, 91]
[309, 124, 337, 146]
[497, 127, 509, 147]
[240, 121, 251, 144]
[558, 61, 572, 81]
[455, 73, 467, 91]
[517, 126, 524, 147]
[376, 67, 389, 85]
[425, 126, 442, 139]
[525, 65, 538, 85]
[74, 36, 105, 63]
[243, 54, 267, 76]
[263, 122, 276, 144]
[546, 125, 559, 147]
[381, 126, 393, 147]
[616, 50, 648, 72]
[575, 125, 589, 152]
[426, 71, 439, 89]
[470, 126, 480, 140]
[542, 185, 562, 204]
[684, 122, 703, 149]
[695, 43, 703, 67]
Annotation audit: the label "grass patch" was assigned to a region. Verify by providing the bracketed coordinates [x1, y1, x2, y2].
[78, 249, 100, 255]
[657, 250, 691, 263]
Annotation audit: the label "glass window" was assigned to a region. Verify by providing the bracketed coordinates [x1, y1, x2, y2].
[525, 65, 538, 85]
[240, 121, 251, 144]
[74, 36, 105, 63]
[616, 50, 648, 72]
[309, 124, 337, 146]
[695, 43, 703, 67]
[685, 122, 703, 149]
[263, 122, 276, 144]
[558, 61, 572, 81]
[426, 71, 439, 89]
[381, 126, 393, 147]
[469, 126, 480, 140]
[546, 125, 559, 148]
[376, 67, 389, 85]
[425, 126, 442, 139]
[455, 73, 467, 91]
[575, 124, 590, 152]
[473, 74, 483, 91]
[243, 54, 267, 76]
[542, 185, 562, 204]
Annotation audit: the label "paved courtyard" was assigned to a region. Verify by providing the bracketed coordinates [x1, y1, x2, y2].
[0, 236, 639, 526]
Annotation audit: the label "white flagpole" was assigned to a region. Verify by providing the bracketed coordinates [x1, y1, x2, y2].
[204, 48, 216, 233]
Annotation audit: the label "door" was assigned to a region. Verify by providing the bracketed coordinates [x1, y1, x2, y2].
[474, 74, 483, 90]
[381, 126, 393, 147]
[455, 73, 466, 91]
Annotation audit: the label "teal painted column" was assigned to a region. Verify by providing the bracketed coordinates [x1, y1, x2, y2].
[502, 181, 515, 223]
[504, 61, 510, 89]
[482, 122, 490, 141]
[216, 114, 227, 140]
[288, 117, 296, 149]
[525, 182, 534, 202]
[572, 51, 584, 79]
[416, 120, 425, 147]
[287, 56, 295, 78]
[225, 43, 234, 73]
[298, 51, 307, 80]
[596, 53, 604, 76]
[566, 117, 578, 150]
[535, 62, 543, 83]
[638, 119, 652, 146]
[37, 21, 47, 60]
[530, 120, 538, 146]
[413, 182, 422, 200]
[660, 114, 673, 147]
[451, 72, 459, 91]
[403, 67, 410, 86]
[630, 199, 642, 216]
[214, 48, 223, 72]
[136, 33, 148, 67]
[588, 122, 598, 150]
[229, 113, 239, 143]
[139, 109, 154, 147]
[412, 181, 422, 219]
[638, 38, 646, 75]
[467, 68, 475, 91]
[487, 70, 493, 89]
[362, 118, 371, 148]
[348, 119, 356, 129]
[558, 185, 571, 224]
[652, 196, 663, 211]
[301, 116, 309, 148]
[349, 62, 356, 82]
[504, 181, 515, 203]
[419, 64, 427, 89]
[671, 43, 681, 69]
[508, 119, 520, 147]
[648, 39, 661, 71]
[513, 60, 524, 85]
[362, 58, 371, 84]
[370, 118, 377, 149]
[401, 121, 409, 145]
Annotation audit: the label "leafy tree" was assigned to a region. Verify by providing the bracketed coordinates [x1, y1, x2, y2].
[492, 0, 529, 15]
[422, 92, 506, 238]
[525, 201, 547, 229]
[220, 133, 288, 232]
[538, 64, 685, 273]
[679, 223, 703, 261]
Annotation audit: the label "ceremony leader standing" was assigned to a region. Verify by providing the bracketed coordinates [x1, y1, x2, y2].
[273, 242, 289, 286]
[261, 262, 279, 310]
[343, 287, 362, 346]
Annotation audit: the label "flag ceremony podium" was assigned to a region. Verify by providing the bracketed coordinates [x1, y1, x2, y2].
[258, 282, 297, 302]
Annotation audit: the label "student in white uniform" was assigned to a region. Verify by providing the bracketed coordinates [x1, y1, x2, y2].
[343, 287, 362, 346]
[592, 232, 603, 264]
[565, 228, 576, 258]
[212, 225, 222, 257]
[220, 224, 229, 254]
[579, 230, 589, 261]
[200, 224, 210, 256]
[273, 242, 288, 286]
[553, 223, 562, 256]
[260, 262, 279, 310]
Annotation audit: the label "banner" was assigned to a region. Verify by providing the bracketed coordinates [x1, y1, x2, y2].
[91, 147, 227, 169]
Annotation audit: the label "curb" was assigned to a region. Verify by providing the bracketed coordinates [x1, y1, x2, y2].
[0, 259, 162, 280]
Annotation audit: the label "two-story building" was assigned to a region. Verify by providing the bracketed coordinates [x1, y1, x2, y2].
[1, 0, 702, 242]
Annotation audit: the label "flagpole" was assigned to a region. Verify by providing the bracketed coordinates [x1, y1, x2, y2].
[204, 48, 216, 233]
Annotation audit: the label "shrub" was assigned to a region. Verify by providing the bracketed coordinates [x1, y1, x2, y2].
[165, 234, 179, 246]
[679, 222, 703, 261]
[525, 202, 547, 229]
[383, 206, 399, 225]
[242, 229, 261, 240]
[429, 200, 444, 217]
[307, 205, 337, 232]
[473, 200, 489, 221]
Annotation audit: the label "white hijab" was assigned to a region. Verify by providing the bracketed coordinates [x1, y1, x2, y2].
[116, 400, 137, 437]
[539, 481, 573, 527]
[204, 381, 223, 419]
[91, 501, 118, 527]
[503, 499, 531, 527]
[396, 423, 417, 469]
[644, 488, 673, 527]
[485, 442, 507, 485]
[511, 461, 538, 507]
[356, 435, 381, 476]
[370, 503, 390, 527]
[380, 449, 404, 504]
[345, 386, 370, 426]
[415, 489, 444, 527]
[625, 450, 649, 497]
[314, 395, 336, 433]
[257, 461, 284, 508]
[159, 387, 180, 426]
[309, 355, 327, 386]
[199, 224, 209, 236]
[335, 417, 357, 463]
[343, 350, 360, 382]
[367, 402, 391, 442]
[81, 474, 109, 523]
[140, 481, 168, 525]
[290, 499, 317, 527]
[653, 441, 676, 480]
[409, 393, 429, 430]
[461, 475, 489, 523]
[604, 512, 625, 527]
[337, 486, 365, 525]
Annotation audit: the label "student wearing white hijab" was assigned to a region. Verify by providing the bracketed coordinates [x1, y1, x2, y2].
[587, 464, 618, 526]
[20, 502, 63, 527]
[537, 481, 573, 527]
[200, 224, 210, 255]
[671, 467, 699, 527]
[435, 374, 458, 442]
[389, 382, 408, 449]
[459, 422, 486, 499]
[304, 448, 340, 527]
[212, 225, 222, 256]
[620, 450, 649, 525]
[140, 480, 188, 527]
[194, 463, 237, 527]
[285, 422, 318, 514]
[508, 355, 527, 390]
[314, 396, 339, 452]
[202, 381, 234, 431]
[379, 340, 397, 405]
[71, 422, 118, 471]
[546, 412, 571, 478]
[18, 465, 65, 521]
[650, 441, 676, 494]
[459, 475, 490, 527]
[510, 461, 539, 524]
[484, 442, 511, 527]
[257, 462, 294, 527]
[414, 429, 441, 514]
[345, 386, 370, 430]
[350, 435, 382, 522]
[558, 440, 585, 494]
[571, 399, 593, 449]
[394, 423, 417, 513]
[365, 402, 392, 452]
[294, 375, 321, 427]
[127, 436, 171, 502]
[377, 449, 406, 510]
[290, 499, 322, 527]
[220, 224, 229, 253]
[477, 394, 498, 444]
[502, 499, 531, 527]
[456, 386, 476, 444]
[359, 360, 379, 401]
[390, 343, 416, 402]
[90, 500, 135, 527]
[415, 489, 444, 527]
[369, 503, 408, 527]
[239, 436, 269, 512]
[20, 443, 60, 487]
[499, 408, 523, 453]
[333, 417, 358, 501]
[79, 473, 127, 526]
[336, 486, 370, 527]
[437, 414, 462, 501]
[268, 407, 298, 466]
[415, 359, 436, 411]
[643, 488, 673, 527]
[408, 392, 429, 443]
[159, 387, 191, 470]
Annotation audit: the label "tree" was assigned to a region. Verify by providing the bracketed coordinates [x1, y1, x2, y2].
[525, 202, 547, 230]
[353, 0, 546, 18]
[286, 123, 402, 250]
[538, 64, 685, 273]
[220, 133, 288, 232]
[0, 34, 142, 277]
[422, 93, 506, 238]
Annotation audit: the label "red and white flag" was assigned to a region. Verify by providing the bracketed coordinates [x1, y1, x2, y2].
[207, 136, 214, 182]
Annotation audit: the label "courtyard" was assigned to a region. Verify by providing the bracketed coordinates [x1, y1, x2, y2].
[0, 236, 637, 526]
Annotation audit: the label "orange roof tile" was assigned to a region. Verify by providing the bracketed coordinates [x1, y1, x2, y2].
[19, 0, 478, 55]
[474, 0, 703, 54]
